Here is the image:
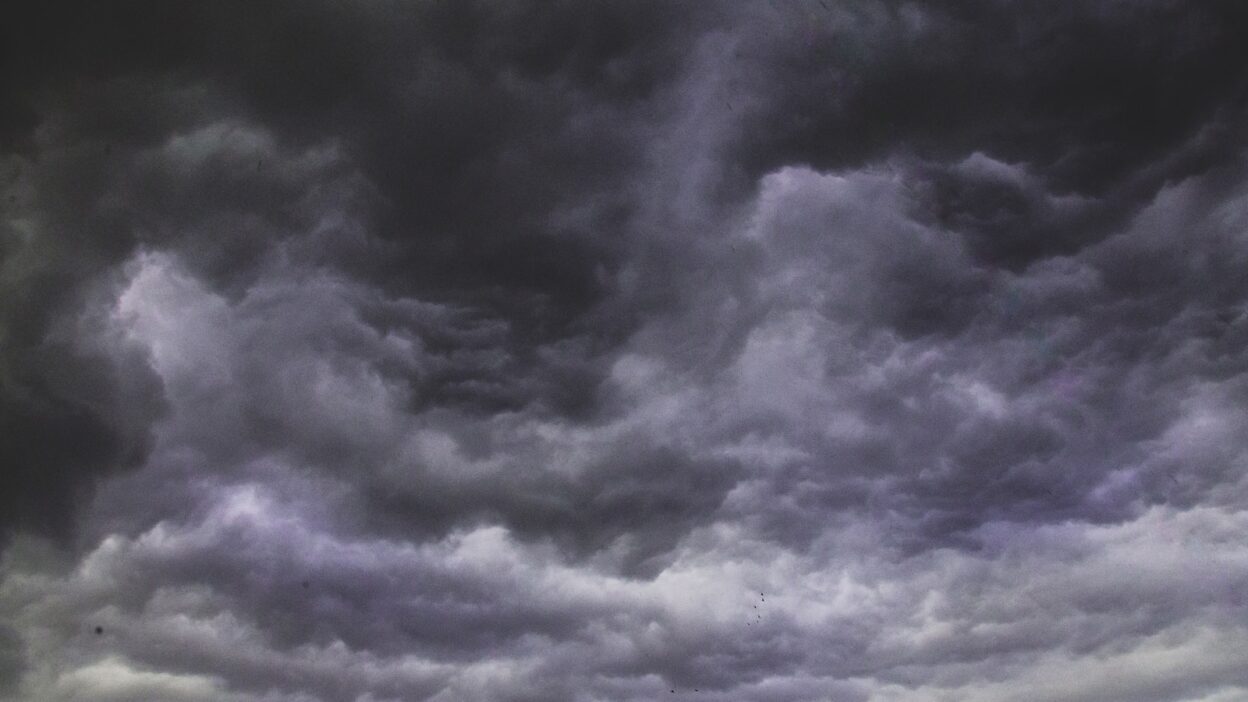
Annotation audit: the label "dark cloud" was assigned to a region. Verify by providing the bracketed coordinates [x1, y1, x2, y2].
[3, 1, 1248, 700]
[731, 0, 1248, 264]
[0, 0, 711, 543]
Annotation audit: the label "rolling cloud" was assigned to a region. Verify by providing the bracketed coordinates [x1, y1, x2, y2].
[3, 2, 1248, 700]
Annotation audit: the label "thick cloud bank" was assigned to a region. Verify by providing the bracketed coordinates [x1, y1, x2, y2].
[3, 1, 1248, 700]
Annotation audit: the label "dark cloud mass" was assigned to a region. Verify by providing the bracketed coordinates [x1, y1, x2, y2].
[3, 1, 1248, 700]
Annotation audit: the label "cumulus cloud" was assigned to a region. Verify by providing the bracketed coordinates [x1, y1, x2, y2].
[3, 1, 1248, 700]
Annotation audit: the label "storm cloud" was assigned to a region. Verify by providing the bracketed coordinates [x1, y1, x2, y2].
[3, 1, 1248, 700]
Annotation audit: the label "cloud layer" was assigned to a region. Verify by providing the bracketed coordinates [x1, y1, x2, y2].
[3, 1, 1248, 700]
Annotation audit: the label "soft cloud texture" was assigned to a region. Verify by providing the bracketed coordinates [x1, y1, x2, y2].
[3, 1, 1248, 700]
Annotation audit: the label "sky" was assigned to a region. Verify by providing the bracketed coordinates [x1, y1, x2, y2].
[3, 1, 1248, 700]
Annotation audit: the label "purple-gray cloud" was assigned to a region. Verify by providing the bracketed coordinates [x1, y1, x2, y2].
[3, 1, 1248, 700]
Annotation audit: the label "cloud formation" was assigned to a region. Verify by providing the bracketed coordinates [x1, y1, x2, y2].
[3, 1, 1248, 700]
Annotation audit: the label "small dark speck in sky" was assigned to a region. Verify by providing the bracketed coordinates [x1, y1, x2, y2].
[94, 626, 103, 635]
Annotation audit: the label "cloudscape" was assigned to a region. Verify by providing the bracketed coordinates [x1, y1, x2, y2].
[3, 2, 1248, 700]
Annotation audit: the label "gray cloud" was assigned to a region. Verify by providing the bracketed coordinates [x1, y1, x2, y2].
[3, 1, 1248, 700]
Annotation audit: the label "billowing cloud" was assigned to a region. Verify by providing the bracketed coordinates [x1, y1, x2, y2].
[3, 1, 1248, 700]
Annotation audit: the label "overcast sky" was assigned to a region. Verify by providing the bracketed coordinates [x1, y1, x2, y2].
[3, 2, 1248, 700]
